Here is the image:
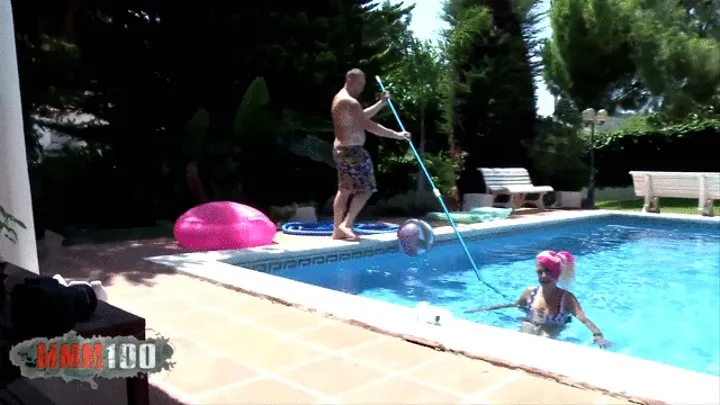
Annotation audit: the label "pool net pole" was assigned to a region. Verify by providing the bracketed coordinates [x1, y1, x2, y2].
[374, 76, 509, 300]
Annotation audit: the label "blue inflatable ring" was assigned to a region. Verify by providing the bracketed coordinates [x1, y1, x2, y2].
[281, 221, 399, 236]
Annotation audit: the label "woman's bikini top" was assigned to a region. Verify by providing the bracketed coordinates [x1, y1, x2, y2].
[525, 287, 571, 327]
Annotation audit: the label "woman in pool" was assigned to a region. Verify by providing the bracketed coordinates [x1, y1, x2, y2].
[466, 250, 613, 349]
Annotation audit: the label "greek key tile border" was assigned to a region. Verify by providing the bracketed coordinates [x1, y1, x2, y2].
[241, 243, 398, 273]
[234, 216, 609, 273]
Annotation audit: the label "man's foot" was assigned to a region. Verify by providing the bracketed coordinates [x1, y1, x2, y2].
[339, 225, 360, 241]
[332, 225, 360, 241]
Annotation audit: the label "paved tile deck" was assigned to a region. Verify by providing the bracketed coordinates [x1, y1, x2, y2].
[108, 274, 632, 405]
[15, 211, 638, 404]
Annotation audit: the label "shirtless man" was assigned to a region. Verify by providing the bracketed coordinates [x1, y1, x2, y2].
[331, 68, 410, 241]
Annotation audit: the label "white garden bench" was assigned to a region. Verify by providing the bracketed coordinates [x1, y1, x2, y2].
[478, 168, 554, 210]
[629, 171, 719, 216]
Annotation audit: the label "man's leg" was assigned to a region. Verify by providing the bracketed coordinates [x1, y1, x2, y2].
[332, 189, 352, 239]
[338, 146, 377, 238]
[332, 146, 354, 239]
[338, 191, 372, 235]
[334, 146, 376, 241]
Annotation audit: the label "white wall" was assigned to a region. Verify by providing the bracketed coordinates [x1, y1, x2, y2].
[0, 0, 39, 274]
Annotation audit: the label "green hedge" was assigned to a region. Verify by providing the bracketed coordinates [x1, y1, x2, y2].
[593, 118, 720, 187]
[375, 151, 459, 199]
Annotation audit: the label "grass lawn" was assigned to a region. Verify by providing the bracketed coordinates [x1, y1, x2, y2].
[596, 198, 713, 215]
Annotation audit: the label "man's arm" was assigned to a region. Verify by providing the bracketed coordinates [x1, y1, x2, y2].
[364, 99, 386, 119]
[344, 98, 403, 139]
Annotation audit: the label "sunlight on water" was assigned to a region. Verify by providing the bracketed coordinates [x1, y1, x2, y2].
[270, 218, 720, 376]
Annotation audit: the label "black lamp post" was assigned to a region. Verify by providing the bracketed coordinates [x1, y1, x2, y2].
[581, 108, 608, 209]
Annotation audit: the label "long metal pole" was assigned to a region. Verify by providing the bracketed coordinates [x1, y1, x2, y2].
[375, 75, 511, 301]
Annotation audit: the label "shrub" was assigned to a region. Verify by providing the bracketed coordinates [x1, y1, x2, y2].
[31, 147, 171, 230]
[367, 190, 441, 217]
[370, 151, 461, 216]
[268, 205, 296, 223]
[593, 117, 720, 187]
[375, 151, 461, 199]
[529, 118, 590, 191]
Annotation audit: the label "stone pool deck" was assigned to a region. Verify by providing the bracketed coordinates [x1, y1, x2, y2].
[10, 210, 638, 404]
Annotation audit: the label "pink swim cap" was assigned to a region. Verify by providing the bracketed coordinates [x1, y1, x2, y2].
[536, 250, 563, 280]
[557, 251, 575, 266]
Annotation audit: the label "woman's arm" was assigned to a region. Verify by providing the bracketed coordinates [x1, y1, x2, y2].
[566, 293, 613, 348]
[464, 303, 515, 313]
[465, 288, 531, 314]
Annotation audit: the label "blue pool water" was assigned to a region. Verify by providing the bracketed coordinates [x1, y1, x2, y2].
[269, 216, 720, 376]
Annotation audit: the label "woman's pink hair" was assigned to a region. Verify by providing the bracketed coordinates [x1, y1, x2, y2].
[536, 250, 576, 287]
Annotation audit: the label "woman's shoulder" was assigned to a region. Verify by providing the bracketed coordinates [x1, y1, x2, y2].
[520, 286, 538, 298]
[516, 286, 531, 298]
[560, 289, 578, 300]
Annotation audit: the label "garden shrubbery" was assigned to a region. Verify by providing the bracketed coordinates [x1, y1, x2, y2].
[528, 117, 590, 191]
[593, 118, 720, 187]
[369, 151, 461, 216]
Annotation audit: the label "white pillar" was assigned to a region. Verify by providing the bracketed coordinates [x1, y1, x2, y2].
[0, 0, 39, 273]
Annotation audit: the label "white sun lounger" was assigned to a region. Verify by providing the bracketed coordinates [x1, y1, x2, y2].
[478, 168, 554, 210]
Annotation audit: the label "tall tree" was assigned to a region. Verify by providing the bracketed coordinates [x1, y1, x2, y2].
[541, 0, 636, 110]
[64, 0, 413, 212]
[11, 0, 89, 162]
[12, 0, 416, 226]
[542, 0, 720, 119]
[386, 37, 444, 191]
[442, 0, 538, 194]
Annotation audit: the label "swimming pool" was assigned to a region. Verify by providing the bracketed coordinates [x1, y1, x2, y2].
[271, 216, 720, 376]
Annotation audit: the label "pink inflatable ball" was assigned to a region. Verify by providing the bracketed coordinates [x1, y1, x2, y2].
[174, 201, 276, 251]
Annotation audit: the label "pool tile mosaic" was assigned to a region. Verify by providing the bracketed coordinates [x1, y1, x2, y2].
[231, 214, 719, 273]
[233, 216, 607, 272]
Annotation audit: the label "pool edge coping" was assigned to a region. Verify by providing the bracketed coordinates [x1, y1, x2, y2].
[146, 210, 720, 405]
